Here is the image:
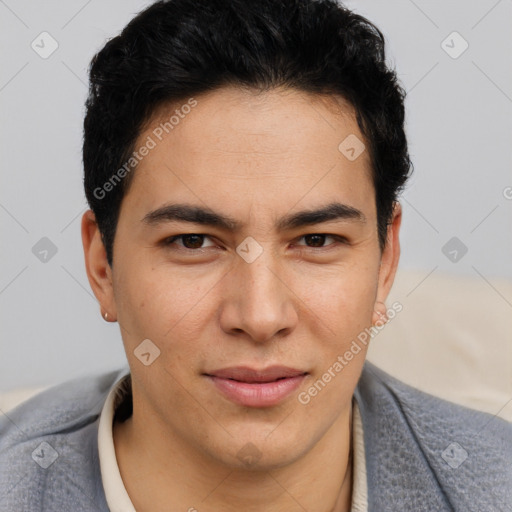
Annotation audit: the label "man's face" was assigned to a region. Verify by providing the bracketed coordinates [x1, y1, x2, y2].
[90, 86, 399, 469]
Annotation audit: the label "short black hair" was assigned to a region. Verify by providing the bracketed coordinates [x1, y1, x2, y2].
[83, 0, 412, 267]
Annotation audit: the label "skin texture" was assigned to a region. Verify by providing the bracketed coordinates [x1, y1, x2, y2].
[82, 85, 401, 512]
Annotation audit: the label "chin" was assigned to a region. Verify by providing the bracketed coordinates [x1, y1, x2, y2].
[210, 427, 310, 471]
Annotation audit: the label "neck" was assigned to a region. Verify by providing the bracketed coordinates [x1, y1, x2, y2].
[113, 400, 354, 512]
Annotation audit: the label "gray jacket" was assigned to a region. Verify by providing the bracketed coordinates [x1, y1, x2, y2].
[1, 361, 511, 511]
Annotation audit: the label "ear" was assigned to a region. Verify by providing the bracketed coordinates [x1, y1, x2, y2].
[81, 209, 117, 320]
[373, 202, 402, 323]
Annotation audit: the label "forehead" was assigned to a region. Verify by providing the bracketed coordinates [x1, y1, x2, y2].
[123, 86, 374, 220]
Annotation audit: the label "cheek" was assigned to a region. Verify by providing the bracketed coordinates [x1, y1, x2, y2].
[296, 265, 378, 412]
[291, 261, 378, 335]
[114, 265, 220, 351]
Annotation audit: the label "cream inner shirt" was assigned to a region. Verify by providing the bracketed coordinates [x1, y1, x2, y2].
[98, 374, 368, 511]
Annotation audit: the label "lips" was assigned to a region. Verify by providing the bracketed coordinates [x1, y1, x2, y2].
[204, 366, 308, 407]
[207, 366, 306, 383]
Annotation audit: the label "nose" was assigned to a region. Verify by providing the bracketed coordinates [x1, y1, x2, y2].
[219, 249, 299, 344]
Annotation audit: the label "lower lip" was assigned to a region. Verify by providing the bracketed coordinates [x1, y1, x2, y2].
[207, 374, 307, 407]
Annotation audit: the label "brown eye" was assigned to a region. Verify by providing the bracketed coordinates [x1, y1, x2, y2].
[304, 234, 327, 247]
[181, 234, 205, 248]
[163, 234, 215, 250]
[295, 234, 347, 250]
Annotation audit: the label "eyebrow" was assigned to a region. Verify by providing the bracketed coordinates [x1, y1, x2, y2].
[141, 201, 366, 231]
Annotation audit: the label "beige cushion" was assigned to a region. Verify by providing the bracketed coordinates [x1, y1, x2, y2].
[367, 269, 512, 422]
[0, 387, 46, 413]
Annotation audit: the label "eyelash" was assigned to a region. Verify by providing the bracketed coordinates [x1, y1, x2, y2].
[162, 233, 348, 251]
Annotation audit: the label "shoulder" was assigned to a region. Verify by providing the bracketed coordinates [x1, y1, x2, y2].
[355, 361, 512, 511]
[358, 360, 512, 446]
[0, 368, 128, 511]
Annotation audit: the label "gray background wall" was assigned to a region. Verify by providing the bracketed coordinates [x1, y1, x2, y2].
[1, 0, 511, 391]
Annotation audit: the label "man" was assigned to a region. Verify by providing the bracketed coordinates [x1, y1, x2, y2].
[1, 0, 511, 510]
